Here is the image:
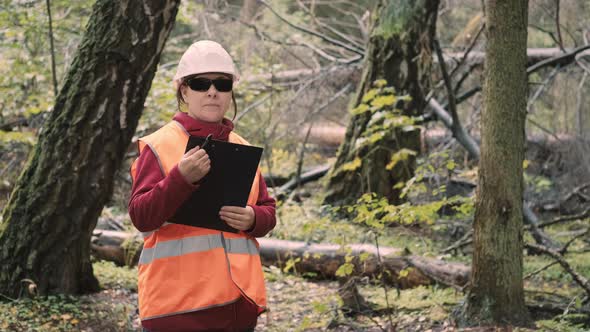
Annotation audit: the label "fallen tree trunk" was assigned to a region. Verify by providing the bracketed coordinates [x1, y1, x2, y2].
[240, 48, 584, 85]
[242, 65, 359, 85]
[443, 47, 590, 68]
[91, 230, 470, 289]
[274, 164, 331, 199]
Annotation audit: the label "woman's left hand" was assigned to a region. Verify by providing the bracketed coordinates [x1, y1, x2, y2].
[219, 206, 255, 231]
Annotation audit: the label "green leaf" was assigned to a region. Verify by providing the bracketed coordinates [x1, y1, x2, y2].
[283, 257, 301, 273]
[398, 268, 410, 278]
[335, 263, 354, 277]
[359, 252, 370, 262]
[446, 160, 456, 171]
[311, 300, 328, 314]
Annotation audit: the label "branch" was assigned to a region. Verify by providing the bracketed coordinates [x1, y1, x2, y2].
[559, 228, 589, 255]
[428, 99, 479, 159]
[561, 182, 590, 206]
[525, 243, 590, 299]
[275, 164, 331, 200]
[523, 261, 559, 280]
[297, 39, 362, 64]
[575, 50, 590, 75]
[441, 229, 474, 254]
[554, 0, 565, 52]
[257, 0, 365, 56]
[529, 24, 560, 47]
[434, 40, 460, 134]
[455, 86, 482, 105]
[273, 82, 353, 142]
[46, 0, 58, 97]
[295, 122, 314, 190]
[296, 0, 366, 51]
[234, 94, 272, 124]
[449, 23, 485, 78]
[535, 207, 590, 229]
[527, 65, 560, 112]
[242, 64, 359, 85]
[527, 44, 590, 75]
[454, 63, 480, 95]
[428, 98, 556, 247]
[443, 48, 573, 67]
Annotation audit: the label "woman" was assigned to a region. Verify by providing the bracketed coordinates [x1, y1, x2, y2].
[129, 40, 276, 332]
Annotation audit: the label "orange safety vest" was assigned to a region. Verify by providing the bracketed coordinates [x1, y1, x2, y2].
[130, 120, 267, 321]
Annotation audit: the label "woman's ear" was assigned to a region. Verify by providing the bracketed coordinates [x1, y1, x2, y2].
[180, 84, 188, 101]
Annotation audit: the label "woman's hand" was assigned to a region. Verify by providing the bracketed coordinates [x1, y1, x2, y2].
[178, 146, 210, 184]
[219, 206, 255, 231]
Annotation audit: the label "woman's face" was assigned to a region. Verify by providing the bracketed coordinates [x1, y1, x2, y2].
[180, 73, 232, 123]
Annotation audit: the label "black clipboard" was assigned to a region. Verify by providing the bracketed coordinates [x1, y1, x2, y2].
[169, 135, 263, 233]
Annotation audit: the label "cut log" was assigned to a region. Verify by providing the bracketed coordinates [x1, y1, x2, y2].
[91, 230, 470, 289]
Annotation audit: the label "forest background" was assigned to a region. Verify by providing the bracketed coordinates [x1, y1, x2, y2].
[0, 0, 590, 331]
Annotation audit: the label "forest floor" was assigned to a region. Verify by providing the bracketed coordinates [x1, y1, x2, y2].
[1, 141, 590, 331]
[1, 183, 589, 331]
[0, 257, 588, 332]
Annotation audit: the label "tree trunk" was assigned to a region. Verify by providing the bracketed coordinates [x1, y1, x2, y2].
[0, 0, 181, 298]
[455, 0, 533, 327]
[90, 230, 470, 289]
[324, 0, 439, 205]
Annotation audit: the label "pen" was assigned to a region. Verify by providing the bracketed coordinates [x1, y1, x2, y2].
[201, 134, 212, 150]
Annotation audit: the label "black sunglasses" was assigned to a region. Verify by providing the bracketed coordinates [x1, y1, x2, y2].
[185, 77, 233, 92]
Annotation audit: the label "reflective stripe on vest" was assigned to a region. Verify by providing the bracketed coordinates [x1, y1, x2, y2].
[130, 120, 267, 321]
[139, 235, 259, 265]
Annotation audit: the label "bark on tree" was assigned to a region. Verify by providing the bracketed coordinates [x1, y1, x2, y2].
[0, 0, 181, 298]
[324, 0, 439, 205]
[454, 0, 533, 327]
[90, 231, 470, 290]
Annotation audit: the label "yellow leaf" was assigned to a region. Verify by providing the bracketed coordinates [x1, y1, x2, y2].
[373, 79, 387, 88]
[71, 319, 79, 325]
[386, 149, 417, 170]
[370, 95, 396, 109]
[446, 160, 456, 170]
[361, 89, 378, 103]
[350, 103, 370, 115]
[523, 159, 530, 169]
[341, 157, 362, 172]
[61, 314, 72, 320]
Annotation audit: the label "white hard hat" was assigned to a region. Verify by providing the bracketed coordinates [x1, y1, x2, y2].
[173, 40, 239, 89]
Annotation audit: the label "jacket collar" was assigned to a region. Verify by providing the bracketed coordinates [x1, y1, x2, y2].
[173, 112, 234, 141]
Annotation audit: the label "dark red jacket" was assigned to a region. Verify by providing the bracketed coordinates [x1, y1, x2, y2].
[128, 112, 276, 331]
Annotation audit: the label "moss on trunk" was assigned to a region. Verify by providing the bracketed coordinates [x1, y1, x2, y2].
[324, 0, 439, 205]
[0, 0, 181, 297]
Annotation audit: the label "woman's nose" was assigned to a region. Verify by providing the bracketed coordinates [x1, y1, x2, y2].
[207, 84, 217, 97]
